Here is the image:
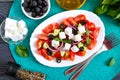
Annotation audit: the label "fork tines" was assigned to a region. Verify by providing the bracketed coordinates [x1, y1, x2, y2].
[104, 33, 120, 48]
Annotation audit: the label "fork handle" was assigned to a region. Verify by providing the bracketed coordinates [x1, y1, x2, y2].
[70, 44, 107, 80]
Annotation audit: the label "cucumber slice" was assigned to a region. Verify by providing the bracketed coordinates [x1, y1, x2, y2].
[53, 29, 61, 36]
[43, 42, 48, 49]
[77, 42, 84, 48]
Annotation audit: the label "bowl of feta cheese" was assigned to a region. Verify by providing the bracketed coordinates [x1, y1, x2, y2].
[0, 17, 28, 44]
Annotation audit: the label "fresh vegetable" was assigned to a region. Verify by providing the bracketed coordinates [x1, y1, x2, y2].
[108, 57, 115, 66]
[94, 0, 120, 25]
[36, 14, 100, 63]
[16, 45, 29, 57]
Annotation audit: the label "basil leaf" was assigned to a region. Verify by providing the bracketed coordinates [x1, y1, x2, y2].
[108, 57, 115, 66]
[86, 29, 90, 36]
[54, 38, 62, 41]
[16, 46, 29, 57]
[86, 37, 91, 45]
[63, 39, 72, 44]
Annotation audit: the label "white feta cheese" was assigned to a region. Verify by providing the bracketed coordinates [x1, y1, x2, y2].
[51, 40, 60, 48]
[78, 25, 86, 34]
[73, 34, 82, 41]
[59, 32, 66, 39]
[68, 34, 74, 39]
[4, 18, 28, 42]
[18, 20, 26, 29]
[63, 43, 71, 51]
[64, 27, 72, 36]
[11, 33, 23, 41]
[5, 18, 17, 32]
[22, 27, 28, 35]
[71, 45, 79, 52]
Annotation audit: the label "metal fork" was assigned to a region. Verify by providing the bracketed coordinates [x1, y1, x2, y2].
[65, 33, 120, 80]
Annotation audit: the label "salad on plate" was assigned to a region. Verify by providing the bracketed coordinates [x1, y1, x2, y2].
[36, 14, 100, 63]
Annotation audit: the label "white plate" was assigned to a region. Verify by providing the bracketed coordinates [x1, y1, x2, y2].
[30, 10, 105, 67]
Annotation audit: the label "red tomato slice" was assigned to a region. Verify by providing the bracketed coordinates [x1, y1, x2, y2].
[42, 24, 53, 34]
[37, 49, 42, 55]
[62, 19, 71, 26]
[41, 49, 53, 60]
[74, 14, 86, 23]
[90, 27, 100, 39]
[86, 22, 96, 31]
[87, 39, 97, 50]
[36, 39, 43, 49]
[52, 22, 59, 29]
[76, 51, 86, 56]
[69, 51, 75, 61]
[54, 52, 61, 58]
[67, 17, 77, 25]
[38, 33, 49, 40]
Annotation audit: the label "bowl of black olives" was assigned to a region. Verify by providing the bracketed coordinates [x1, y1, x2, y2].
[21, 0, 50, 20]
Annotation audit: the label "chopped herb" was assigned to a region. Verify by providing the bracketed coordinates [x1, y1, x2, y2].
[54, 38, 62, 42]
[86, 29, 90, 36]
[16, 45, 29, 57]
[108, 57, 115, 66]
[63, 39, 73, 44]
[86, 37, 91, 45]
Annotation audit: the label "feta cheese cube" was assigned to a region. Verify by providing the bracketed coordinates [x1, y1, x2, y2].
[78, 25, 86, 34]
[63, 43, 71, 51]
[64, 27, 72, 36]
[22, 27, 28, 35]
[59, 32, 66, 39]
[18, 20, 26, 30]
[12, 33, 23, 41]
[5, 18, 17, 31]
[51, 40, 60, 48]
[68, 34, 74, 39]
[73, 34, 82, 41]
[71, 45, 79, 52]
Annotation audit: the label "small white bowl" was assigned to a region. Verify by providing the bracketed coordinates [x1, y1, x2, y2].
[0, 17, 28, 44]
[21, 0, 50, 20]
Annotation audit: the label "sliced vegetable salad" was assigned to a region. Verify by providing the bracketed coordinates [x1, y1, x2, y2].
[36, 14, 100, 63]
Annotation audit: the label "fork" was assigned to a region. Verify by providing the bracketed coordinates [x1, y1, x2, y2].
[65, 33, 120, 80]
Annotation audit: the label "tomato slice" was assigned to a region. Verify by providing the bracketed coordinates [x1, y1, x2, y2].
[62, 19, 71, 26]
[42, 24, 53, 34]
[36, 39, 43, 49]
[74, 14, 86, 23]
[67, 17, 77, 25]
[41, 49, 53, 60]
[38, 33, 49, 40]
[37, 49, 42, 55]
[54, 51, 61, 58]
[90, 27, 100, 39]
[86, 22, 96, 31]
[87, 39, 97, 50]
[76, 51, 86, 56]
[52, 22, 60, 29]
[69, 51, 75, 61]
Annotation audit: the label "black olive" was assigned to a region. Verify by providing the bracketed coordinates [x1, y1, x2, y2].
[46, 48, 53, 56]
[24, 8, 31, 12]
[22, 2, 28, 8]
[25, 0, 30, 3]
[72, 29, 78, 35]
[79, 47, 84, 51]
[30, 1, 37, 7]
[35, 7, 41, 13]
[56, 58, 61, 63]
[31, 12, 37, 17]
[80, 20, 86, 25]
[60, 24, 65, 30]
[48, 34, 54, 40]
[38, 0, 42, 4]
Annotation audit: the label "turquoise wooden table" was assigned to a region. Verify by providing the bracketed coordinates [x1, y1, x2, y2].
[8, 0, 120, 80]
